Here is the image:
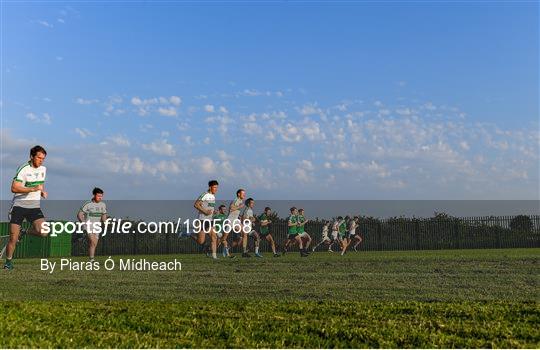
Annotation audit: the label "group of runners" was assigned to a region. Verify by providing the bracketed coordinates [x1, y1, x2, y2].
[190, 181, 364, 259]
[3, 145, 363, 270]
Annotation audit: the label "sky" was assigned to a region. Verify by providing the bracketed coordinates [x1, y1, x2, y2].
[1, 1, 539, 201]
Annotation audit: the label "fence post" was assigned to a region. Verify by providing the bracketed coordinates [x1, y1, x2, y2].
[377, 221, 382, 251]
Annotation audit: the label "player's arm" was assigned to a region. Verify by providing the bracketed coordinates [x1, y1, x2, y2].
[194, 199, 211, 215]
[77, 209, 86, 222]
[11, 180, 42, 194]
[230, 201, 244, 212]
[288, 217, 295, 227]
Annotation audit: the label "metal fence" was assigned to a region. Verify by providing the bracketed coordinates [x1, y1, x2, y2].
[71, 215, 540, 256]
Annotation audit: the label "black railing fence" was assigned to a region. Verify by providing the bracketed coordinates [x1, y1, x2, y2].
[72, 215, 540, 256]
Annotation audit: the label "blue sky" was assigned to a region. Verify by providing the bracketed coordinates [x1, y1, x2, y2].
[1, 2, 538, 200]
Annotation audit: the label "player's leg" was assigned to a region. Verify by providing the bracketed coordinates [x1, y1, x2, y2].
[209, 226, 218, 259]
[253, 232, 262, 257]
[266, 234, 279, 256]
[241, 230, 251, 257]
[353, 235, 363, 251]
[295, 235, 307, 257]
[27, 217, 47, 237]
[4, 223, 21, 269]
[87, 233, 99, 261]
[303, 232, 312, 249]
[341, 237, 350, 255]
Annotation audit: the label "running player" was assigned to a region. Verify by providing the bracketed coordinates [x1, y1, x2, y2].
[4, 145, 49, 270]
[258, 207, 280, 257]
[329, 217, 341, 252]
[213, 204, 235, 258]
[241, 198, 262, 258]
[339, 216, 350, 255]
[312, 221, 333, 252]
[228, 189, 246, 255]
[192, 180, 219, 259]
[350, 216, 364, 251]
[77, 187, 107, 262]
[296, 209, 312, 252]
[283, 207, 308, 257]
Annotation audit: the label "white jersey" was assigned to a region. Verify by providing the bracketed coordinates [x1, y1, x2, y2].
[322, 225, 329, 239]
[228, 198, 244, 220]
[80, 200, 107, 222]
[12, 161, 47, 209]
[242, 207, 254, 222]
[349, 221, 357, 235]
[197, 191, 215, 220]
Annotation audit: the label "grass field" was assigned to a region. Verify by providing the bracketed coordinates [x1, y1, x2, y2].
[1, 248, 539, 347]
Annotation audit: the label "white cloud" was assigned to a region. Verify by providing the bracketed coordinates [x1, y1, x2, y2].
[196, 157, 216, 174]
[74, 128, 92, 138]
[158, 106, 178, 117]
[76, 97, 98, 105]
[142, 139, 176, 156]
[204, 104, 215, 113]
[26, 112, 51, 124]
[37, 20, 53, 28]
[169, 96, 182, 106]
[103, 135, 131, 147]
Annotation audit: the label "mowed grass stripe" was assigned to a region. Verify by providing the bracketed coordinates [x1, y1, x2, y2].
[1, 301, 538, 348]
[1, 248, 538, 302]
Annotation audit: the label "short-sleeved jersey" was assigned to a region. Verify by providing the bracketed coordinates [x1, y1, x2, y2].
[228, 197, 244, 220]
[339, 220, 347, 234]
[12, 161, 47, 209]
[321, 225, 329, 238]
[213, 213, 227, 232]
[197, 192, 215, 220]
[258, 213, 269, 234]
[242, 207, 254, 222]
[332, 221, 340, 232]
[79, 200, 107, 222]
[288, 215, 298, 235]
[297, 215, 306, 233]
[349, 220, 357, 234]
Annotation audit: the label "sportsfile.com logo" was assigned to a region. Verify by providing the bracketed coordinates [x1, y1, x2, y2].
[42, 218, 253, 237]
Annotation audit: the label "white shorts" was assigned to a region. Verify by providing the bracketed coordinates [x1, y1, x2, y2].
[321, 235, 330, 242]
[331, 231, 338, 240]
[298, 232, 309, 238]
[247, 230, 258, 236]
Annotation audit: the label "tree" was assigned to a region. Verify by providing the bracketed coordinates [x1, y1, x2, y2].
[510, 215, 533, 232]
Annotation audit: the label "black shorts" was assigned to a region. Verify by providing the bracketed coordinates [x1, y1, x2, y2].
[259, 231, 270, 237]
[9, 206, 45, 226]
[287, 234, 297, 240]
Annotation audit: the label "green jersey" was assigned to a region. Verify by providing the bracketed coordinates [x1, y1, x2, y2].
[339, 220, 347, 237]
[288, 215, 298, 235]
[258, 213, 270, 234]
[213, 213, 227, 233]
[297, 215, 306, 233]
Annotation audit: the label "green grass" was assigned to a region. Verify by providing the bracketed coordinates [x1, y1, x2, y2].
[1, 248, 539, 347]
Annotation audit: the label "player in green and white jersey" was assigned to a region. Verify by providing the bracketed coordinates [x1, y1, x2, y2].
[77, 187, 107, 262]
[228, 189, 246, 256]
[282, 207, 308, 257]
[193, 180, 219, 259]
[213, 204, 235, 258]
[296, 209, 312, 252]
[4, 146, 49, 270]
[350, 216, 363, 252]
[241, 198, 262, 258]
[312, 221, 334, 252]
[258, 207, 280, 257]
[338, 216, 348, 255]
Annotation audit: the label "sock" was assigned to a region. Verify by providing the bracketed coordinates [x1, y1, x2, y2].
[212, 252, 217, 259]
[255, 246, 259, 254]
[224, 247, 229, 256]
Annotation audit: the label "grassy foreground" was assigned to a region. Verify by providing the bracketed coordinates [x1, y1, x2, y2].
[1, 248, 539, 347]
